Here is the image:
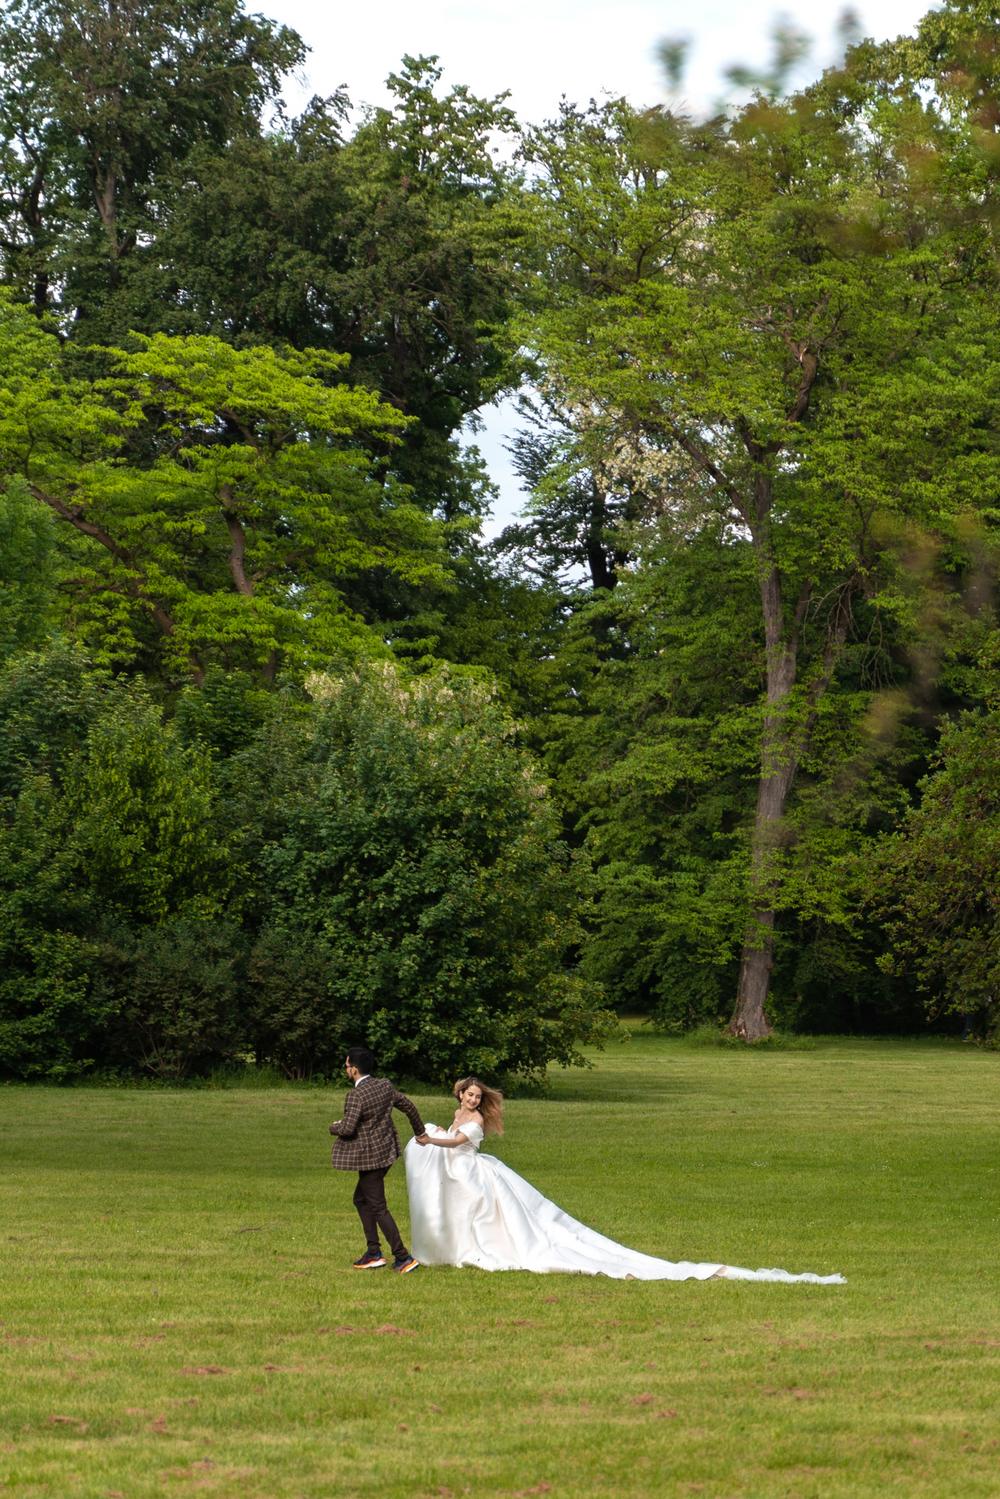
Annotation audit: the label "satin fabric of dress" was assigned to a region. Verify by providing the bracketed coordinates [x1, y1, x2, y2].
[404, 1123, 845, 1283]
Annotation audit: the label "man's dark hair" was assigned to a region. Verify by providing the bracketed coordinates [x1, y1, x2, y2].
[346, 1046, 377, 1075]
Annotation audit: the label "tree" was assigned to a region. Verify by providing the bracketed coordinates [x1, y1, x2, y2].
[545, 529, 935, 1034]
[0, 647, 614, 1080]
[0, 0, 303, 332]
[328, 57, 519, 522]
[55, 55, 523, 528]
[545, 534, 762, 1026]
[227, 664, 615, 1082]
[873, 701, 1000, 1040]
[0, 645, 237, 1079]
[499, 388, 654, 594]
[498, 99, 706, 594]
[0, 297, 451, 684]
[513, 64, 1000, 1038]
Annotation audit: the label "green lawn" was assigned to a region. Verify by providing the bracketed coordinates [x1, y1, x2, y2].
[2, 1034, 999, 1498]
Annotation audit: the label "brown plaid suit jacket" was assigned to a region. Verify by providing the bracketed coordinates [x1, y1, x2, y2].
[329, 1077, 426, 1172]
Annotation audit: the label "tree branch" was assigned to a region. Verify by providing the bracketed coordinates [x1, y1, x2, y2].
[785, 344, 819, 425]
[28, 482, 205, 683]
[219, 483, 254, 596]
[669, 423, 749, 524]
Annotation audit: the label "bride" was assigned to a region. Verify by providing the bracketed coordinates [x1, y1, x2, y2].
[405, 1076, 844, 1284]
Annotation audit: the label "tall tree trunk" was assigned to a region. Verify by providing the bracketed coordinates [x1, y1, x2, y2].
[585, 479, 616, 591]
[689, 338, 825, 1039]
[32, 268, 49, 317]
[24, 159, 50, 316]
[731, 752, 800, 1038]
[729, 566, 800, 1040]
[729, 556, 852, 1039]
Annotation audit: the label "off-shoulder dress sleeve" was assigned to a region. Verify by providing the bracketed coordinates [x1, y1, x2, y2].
[461, 1121, 484, 1150]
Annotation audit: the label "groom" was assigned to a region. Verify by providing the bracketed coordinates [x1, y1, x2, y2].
[329, 1046, 428, 1274]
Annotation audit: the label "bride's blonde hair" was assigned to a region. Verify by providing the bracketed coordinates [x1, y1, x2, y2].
[453, 1075, 504, 1137]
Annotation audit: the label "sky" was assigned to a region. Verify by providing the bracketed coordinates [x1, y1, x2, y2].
[268, 0, 939, 533]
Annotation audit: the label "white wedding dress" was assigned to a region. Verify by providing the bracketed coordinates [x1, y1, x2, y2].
[404, 1123, 845, 1283]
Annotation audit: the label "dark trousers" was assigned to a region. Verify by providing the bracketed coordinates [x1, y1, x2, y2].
[353, 1168, 407, 1259]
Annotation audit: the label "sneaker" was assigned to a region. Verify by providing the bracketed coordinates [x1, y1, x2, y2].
[393, 1254, 419, 1274]
[353, 1250, 386, 1269]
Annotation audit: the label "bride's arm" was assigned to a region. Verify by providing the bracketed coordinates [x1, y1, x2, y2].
[424, 1126, 468, 1147]
[424, 1113, 483, 1147]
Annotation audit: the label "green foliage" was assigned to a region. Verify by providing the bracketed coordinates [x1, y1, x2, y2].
[10, 47, 524, 532]
[0, 646, 233, 1079]
[0, 0, 304, 333]
[506, 61, 1000, 1033]
[92, 915, 245, 1078]
[173, 669, 275, 757]
[228, 664, 615, 1082]
[2, 0, 1000, 1058]
[873, 707, 1000, 1038]
[62, 691, 225, 923]
[0, 298, 453, 684]
[0, 640, 108, 799]
[554, 542, 760, 1027]
[0, 648, 611, 1081]
[0, 480, 58, 659]
[529, 536, 921, 1032]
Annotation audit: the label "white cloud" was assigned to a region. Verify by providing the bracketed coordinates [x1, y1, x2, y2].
[274, 0, 932, 122]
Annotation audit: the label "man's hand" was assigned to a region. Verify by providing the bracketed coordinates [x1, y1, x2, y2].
[329, 1121, 342, 1134]
[415, 1133, 430, 1146]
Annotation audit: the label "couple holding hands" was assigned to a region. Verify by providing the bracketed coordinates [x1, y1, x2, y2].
[329, 1047, 845, 1284]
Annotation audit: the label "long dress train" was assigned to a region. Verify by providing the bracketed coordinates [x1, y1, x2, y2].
[404, 1123, 845, 1284]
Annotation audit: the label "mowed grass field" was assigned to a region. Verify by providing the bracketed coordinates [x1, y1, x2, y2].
[1, 1034, 999, 1499]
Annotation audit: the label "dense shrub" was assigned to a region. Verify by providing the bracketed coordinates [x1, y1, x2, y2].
[873, 710, 1000, 1041]
[0, 651, 614, 1081]
[93, 917, 245, 1078]
[231, 665, 615, 1082]
[0, 648, 235, 1079]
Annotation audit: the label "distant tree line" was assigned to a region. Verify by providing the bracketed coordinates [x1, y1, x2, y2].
[0, 0, 998, 1077]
